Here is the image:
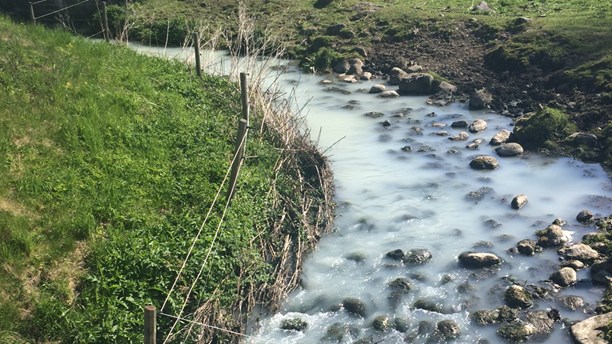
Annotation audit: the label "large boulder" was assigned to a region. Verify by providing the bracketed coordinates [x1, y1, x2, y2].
[469, 88, 493, 110]
[550, 267, 577, 287]
[372, 315, 391, 331]
[504, 285, 533, 309]
[469, 155, 499, 170]
[559, 243, 599, 264]
[398, 73, 438, 95]
[347, 58, 364, 76]
[333, 59, 350, 73]
[458, 251, 501, 268]
[571, 312, 612, 344]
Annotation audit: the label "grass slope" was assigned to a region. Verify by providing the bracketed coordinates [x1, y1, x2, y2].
[0, 16, 321, 343]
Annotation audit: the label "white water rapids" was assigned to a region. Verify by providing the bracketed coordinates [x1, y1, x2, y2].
[131, 44, 611, 343]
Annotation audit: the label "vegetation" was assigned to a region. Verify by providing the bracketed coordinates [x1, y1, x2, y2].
[513, 107, 577, 150]
[0, 15, 330, 343]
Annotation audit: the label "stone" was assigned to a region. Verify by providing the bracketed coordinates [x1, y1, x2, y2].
[369, 84, 386, 94]
[372, 315, 391, 331]
[567, 132, 598, 147]
[472, 1, 495, 13]
[326, 23, 347, 36]
[379, 90, 399, 98]
[469, 119, 488, 133]
[472, 309, 500, 325]
[343, 297, 367, 317]
[364, 111, 385, 118]
[504, 285, 533, 309]
[495, 143, 524, 157]
[516, 239, 539, 256]
[571, 312, 612, 344]
[561, 260, 585, 270]
[458, 251, 502, 268]
[347, 58, 364, 75]
[576, 209, 594, 223]
[385, 249, 405, 261]
[393, 318, 410, 333]
[360, 72, 372, 80]
[388, 278, 412, 293]
[449, 131, 469, 141]
[437, 320, 461, 340]
[413, 299, 444, 313]
[389, 67, 408, 85]
[537, 224, 568, 247]
[497, 320, 536, 342]
[558, 243, 599, 264]
[511, 194, 528, 209]
[403, 248, 433, 264]
[490, 129, 511, 145]
[590, 259, 612, 285]
[438, 81, 457, 93]
[280, 318, 308, 331]
[550, 267, 577, 287]
[561, 295, 585, 311]
[526, 310, 556, 336]
[333, 59, 350, 74]
[451, 120, 468, 128]
[469, 88, 493, 110]
[398, 73, 437, 95]
[469, 155, 499, 170]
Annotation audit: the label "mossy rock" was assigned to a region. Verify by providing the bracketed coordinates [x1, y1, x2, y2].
[513, 107, 577, 150]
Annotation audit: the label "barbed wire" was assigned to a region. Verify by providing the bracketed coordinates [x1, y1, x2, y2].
[158, 312, 254, 340]
[159, 128, 246, 313]
[163, 132, 249, 343]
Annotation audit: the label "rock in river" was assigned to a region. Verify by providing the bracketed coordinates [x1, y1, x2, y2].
[495, 143, 524, 157]
[468, 119, 487, 133]
[511, 194, 528, 209]
[571, 312, 612, 344]
[403, 248, 433, 264]
[550, 267, 577, 287]
[558, 243, 599, 264]
[469, 155, 499, 170]
[504, 285, 533, 309]
[343, 297, 367, 317]
[490, 129, 511, 145]
[458, 251, 501, 268]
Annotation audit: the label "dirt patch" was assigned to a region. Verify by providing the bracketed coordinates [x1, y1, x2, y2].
[367, 20, 611, 166]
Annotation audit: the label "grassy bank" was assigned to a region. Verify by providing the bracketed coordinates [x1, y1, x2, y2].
[0, 16, 331, 343]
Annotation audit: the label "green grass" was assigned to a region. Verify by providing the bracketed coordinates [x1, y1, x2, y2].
[0, 16, 316, 343]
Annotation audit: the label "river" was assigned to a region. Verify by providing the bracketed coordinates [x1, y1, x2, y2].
[131, 44, 611, 343]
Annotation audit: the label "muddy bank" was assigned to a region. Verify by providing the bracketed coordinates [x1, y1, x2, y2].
[364, 19, 611, 169]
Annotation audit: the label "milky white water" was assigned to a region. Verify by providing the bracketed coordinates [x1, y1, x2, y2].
[130, 44, 611, 343]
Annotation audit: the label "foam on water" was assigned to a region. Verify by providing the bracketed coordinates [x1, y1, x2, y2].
[249, 70, 610, 343]
[127, 45, 610, 343]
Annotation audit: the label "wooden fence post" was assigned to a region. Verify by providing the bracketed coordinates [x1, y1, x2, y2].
[227, 73, 250, 202]
[144, 305, 156, 344]
[193, 32, 202, 77]
[102, 1, 110, 42]
[29, 2, 36, 24]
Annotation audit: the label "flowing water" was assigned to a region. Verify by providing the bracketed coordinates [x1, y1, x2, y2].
[130, 44, 611, 343]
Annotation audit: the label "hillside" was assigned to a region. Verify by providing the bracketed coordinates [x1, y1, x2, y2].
[0, 15, 331, 343]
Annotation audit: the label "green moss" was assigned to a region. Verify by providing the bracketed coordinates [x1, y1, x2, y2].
[513, 107, 577, 150]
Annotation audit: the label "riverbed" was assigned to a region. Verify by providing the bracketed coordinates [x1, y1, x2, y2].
[131, 44, 611, 343]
